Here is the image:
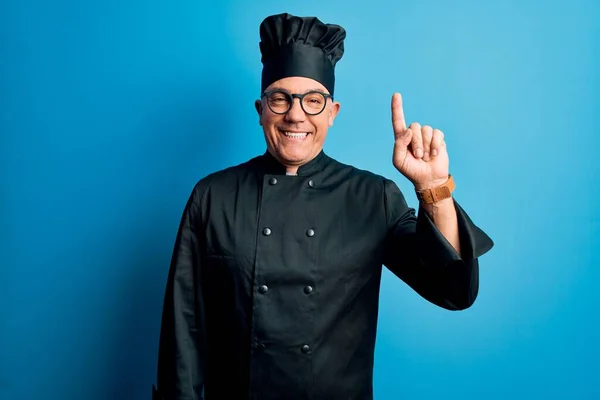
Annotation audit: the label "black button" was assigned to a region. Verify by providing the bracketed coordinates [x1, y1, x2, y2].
[269, 178, 278, 185]
[308, 180, 315, 188]
[301, 345, 310, 354]
[306, 229, 315, 237]
[263, 228, 271, 236]
[259, 285, 268, 294]
[304, 286, 313, 294]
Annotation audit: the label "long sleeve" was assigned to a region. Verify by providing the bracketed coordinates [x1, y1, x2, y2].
[153, 183, 207, 400]
[382, 178, 494, 310]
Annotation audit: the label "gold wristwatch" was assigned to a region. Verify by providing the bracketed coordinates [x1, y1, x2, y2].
[415, 174, 455, 204]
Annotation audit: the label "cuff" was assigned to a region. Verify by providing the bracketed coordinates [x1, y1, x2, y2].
[416, 198, 494, 267]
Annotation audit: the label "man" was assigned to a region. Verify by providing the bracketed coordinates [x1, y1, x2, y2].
[152, 12, 493, 400]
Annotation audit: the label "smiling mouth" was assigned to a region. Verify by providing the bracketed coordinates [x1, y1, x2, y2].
[280, 130, 310, 139]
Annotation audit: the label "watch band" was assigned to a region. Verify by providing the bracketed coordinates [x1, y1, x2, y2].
[415, 174, 455, 204]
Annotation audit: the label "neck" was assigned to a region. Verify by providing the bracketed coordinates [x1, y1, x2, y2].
[263, 148, 326, 176]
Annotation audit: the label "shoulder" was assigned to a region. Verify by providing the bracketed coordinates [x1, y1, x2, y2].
[326, 156, 397, 191]
[324, 156, 413, 224]
[187, 156, 261, 205]
[325, 156, 411, 209]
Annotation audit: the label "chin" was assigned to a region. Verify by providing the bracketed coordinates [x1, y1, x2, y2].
[279, 149, 309, 164]
[266, 133, 320, 165]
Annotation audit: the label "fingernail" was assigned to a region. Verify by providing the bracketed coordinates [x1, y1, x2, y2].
[432, 149, 438, 156]
[416, 148, 423, 158]
[423, 151, 429, 160]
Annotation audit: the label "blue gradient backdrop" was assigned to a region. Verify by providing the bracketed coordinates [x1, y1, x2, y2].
[2, 0, 598, 399]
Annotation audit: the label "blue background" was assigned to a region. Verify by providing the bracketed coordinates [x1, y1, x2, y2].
[2, 0, 598, 399]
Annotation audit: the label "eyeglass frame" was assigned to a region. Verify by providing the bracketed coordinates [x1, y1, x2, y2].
[260, 89, 334, 116]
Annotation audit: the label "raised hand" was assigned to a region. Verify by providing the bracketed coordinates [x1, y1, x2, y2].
[391, 93, 450, 190]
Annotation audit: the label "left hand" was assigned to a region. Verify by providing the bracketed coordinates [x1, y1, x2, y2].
[391, 93, 450, 190]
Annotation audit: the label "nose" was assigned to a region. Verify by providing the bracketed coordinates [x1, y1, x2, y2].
[285, 97, 306, 122]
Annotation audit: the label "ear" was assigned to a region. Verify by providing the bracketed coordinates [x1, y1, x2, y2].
[328, 101, 341, 127]
[255, 100, 263, 126]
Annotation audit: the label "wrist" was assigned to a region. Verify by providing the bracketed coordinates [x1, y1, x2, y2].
[414, 174, 455, 204]
[414, 176, 450, 191]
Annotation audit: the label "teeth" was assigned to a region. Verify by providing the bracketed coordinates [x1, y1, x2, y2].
[283, 131, 308, 138]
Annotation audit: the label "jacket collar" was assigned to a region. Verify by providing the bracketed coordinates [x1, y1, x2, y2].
[258, 149, 331, 176]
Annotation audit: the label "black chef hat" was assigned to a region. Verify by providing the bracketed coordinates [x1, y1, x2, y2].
[259, 13, 346, 96]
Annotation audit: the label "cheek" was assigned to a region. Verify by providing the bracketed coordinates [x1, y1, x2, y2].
[262, 115, 282, 138]
[314, 118, 330, 135]
[260, 113, 276, 128]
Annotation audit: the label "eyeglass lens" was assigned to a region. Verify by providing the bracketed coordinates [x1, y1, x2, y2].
[266, 91, 327, 115]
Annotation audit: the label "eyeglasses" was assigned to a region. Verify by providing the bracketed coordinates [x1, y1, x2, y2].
[261, 89, 333, 116]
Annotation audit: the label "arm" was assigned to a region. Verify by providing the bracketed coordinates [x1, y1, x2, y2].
[414, 177, 461, 255]
[382, 179, 494, 310]
[420, 197, 460, 254]
[153, 183, 207, 400]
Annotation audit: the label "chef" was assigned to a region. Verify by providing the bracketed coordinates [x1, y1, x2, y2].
[152, 12, 494, 400]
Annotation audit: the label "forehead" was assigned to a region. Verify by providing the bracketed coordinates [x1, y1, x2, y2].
[265, 76, 329, 94]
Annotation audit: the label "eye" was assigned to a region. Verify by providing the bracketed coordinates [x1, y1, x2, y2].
[304, 93, 325, 105]
[268, 92, 289, 103]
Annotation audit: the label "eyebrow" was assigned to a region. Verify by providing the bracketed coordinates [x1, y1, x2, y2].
[268, 87, 329, 94]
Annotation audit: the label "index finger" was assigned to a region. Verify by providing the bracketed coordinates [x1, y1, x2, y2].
[391, 93, 407, 135]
